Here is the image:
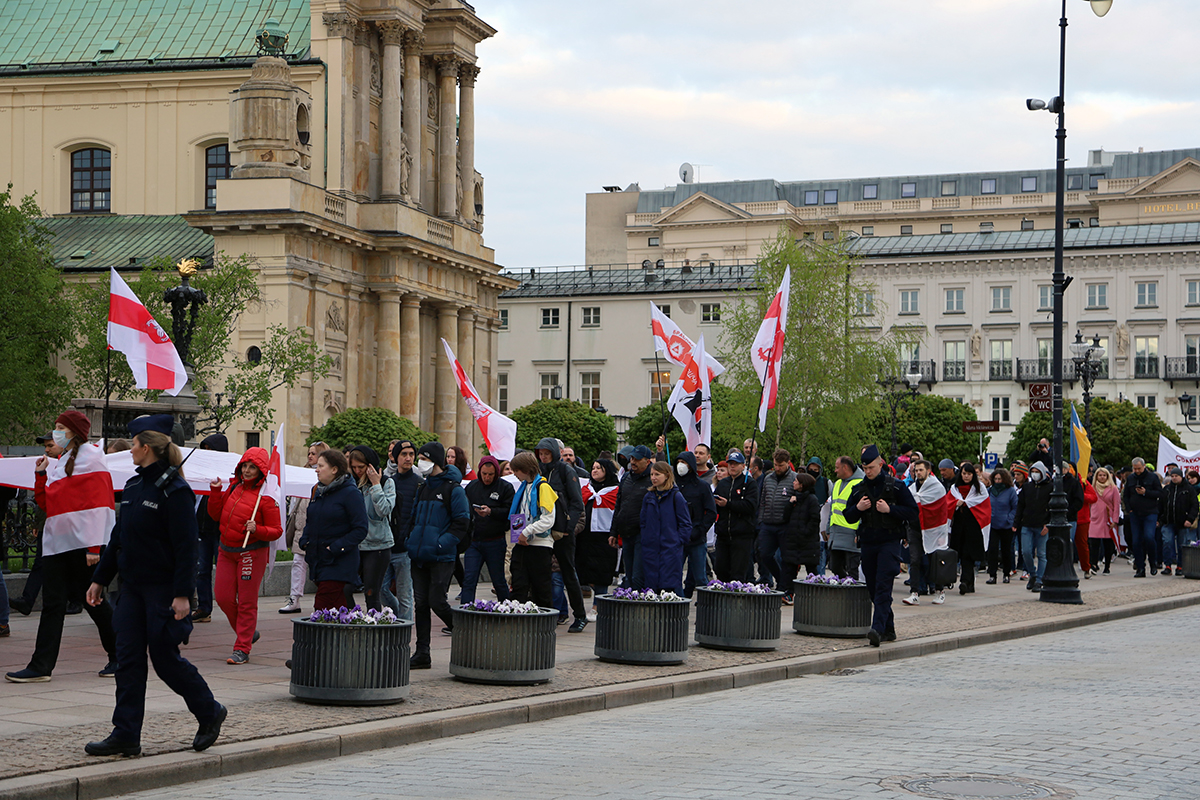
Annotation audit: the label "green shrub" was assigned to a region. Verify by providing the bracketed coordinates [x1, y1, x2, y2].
[308, 407, 436, 460]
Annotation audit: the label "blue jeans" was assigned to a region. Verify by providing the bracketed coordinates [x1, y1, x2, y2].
[1128, 513, 1158, 573]
[1020, 526, 1049, 581]
[620, 537, 643, 589]
[551, 571, 568, 617]
[1161, 523, 1193, 567]
[0, 569, 9, 626]
[380, 551, 414, 622]
[682, 541, 708, 597]
[460, 539, 510, 604]
[817, 539, 829, 576]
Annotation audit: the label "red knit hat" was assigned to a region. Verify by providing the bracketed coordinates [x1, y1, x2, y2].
[56, 410, 91, 443]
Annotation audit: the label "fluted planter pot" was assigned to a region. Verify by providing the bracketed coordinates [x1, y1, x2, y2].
[1181, 546, 1200, 579]
[594, 595, 690, 665]
[791, 579, 872, 638]
[290, 619, 413, 705]
[448, 606, 559, 685]
[694, 587, 784, 651]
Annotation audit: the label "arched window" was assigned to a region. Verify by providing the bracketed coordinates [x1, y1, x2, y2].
[205, 143, 231, 209]
[71, 148, 111, 212]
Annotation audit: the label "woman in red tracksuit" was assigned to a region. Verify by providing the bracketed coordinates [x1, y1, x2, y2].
[207, 448, 282, 665]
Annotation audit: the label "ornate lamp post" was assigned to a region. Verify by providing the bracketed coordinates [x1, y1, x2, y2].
[1026, 0, 1112, 604]
[163, 258, 207, 401]
[1069, 332, 1106, 432]
[881, 369, 922, 463]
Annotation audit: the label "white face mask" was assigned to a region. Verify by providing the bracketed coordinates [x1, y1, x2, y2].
[52, 430, 71, 449]
[676, 462, 689, 477]
[1030, 470, 1043, 483]
[415, 459, 434, 477]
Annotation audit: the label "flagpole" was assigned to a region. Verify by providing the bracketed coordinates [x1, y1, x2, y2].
[654, 350, 670, 445]
[746, 340, 775, 479]
[103, 347, 111, 446]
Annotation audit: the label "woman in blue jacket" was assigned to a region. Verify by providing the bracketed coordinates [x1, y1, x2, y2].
[299, 449, 369, 611]
[640, 462, 692, 594]
[986, 467, 1018, 584]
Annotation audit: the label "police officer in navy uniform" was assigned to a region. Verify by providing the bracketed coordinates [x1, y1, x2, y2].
[84, 415, 226, 757]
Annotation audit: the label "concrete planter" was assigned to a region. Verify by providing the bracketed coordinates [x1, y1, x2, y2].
[1181, 546, 1200, 579]
[594, 595, 690, 665]
[694, 587, 783, 651]
[289, 619, 413, 705]
[791, 580, 872, 638]
[449, 606, 559, 685]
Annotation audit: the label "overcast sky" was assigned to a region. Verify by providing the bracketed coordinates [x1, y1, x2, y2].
[471, 0, 1200, 268]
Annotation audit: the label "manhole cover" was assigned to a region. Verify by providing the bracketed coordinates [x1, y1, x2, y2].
[882, 774, 1075, 800]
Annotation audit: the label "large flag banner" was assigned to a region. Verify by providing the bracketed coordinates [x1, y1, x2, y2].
[751, 266, 791, 431]
[1157, 434, 1200, 473]
[910, 476, 950, 553]
[666, 333, 713, 452]
[107, 268, 188, 395]
[648, 302, 725, 379]
[442, 338, 517, 460]
[40, 442, 115, 557]
[1069, 405, 1092, 473]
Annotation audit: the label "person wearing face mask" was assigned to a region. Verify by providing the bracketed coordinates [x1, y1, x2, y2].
[639, 462, 691, 594]
[299, 449, 369, 611]
[279, 441, 326, 615]
[462, 456, 515, 604]
[1013, 461, 1053, 591]
[380, 440, 420, 622]
[673, 451, 716, 597]
[804, 457, 830, 506]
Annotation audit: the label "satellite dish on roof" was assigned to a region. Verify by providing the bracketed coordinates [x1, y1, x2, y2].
[679, 162, 695, 184]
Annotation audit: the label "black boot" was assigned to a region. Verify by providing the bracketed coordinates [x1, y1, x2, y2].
[85, 736, 141, 757]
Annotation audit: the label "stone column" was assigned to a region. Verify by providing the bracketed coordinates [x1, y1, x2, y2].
[378, 22, 405, 201]
[321, 12, 359, 195]
[345, 289, 363, 408]
[401, 30, 424, 207]
[456, 308, 476, 453]
[377, 290, 402, 414]
[400, 294, 422, 424]
[436, 304, 459, 444]
[353, 22, 371, 199]
[457, 64, 479, 226]
[435, 56, 459, 220]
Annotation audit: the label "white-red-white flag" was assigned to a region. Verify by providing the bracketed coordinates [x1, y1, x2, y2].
[649, 302, 725, 379]
[667, 333, 713, 452]
[441, 338, 517, 460]
[751, 266, 790, 432]
[107, 268, 188, 395]
[263, 421, 286, 515]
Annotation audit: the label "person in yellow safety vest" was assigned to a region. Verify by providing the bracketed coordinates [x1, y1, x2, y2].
[821, 455, 864, 579]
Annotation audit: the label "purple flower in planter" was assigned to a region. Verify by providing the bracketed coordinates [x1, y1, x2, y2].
[800, 574, 863, 587]
[706, 580, 772, 594]
[462, 599, 541, 614]
[607, 587, 683, 602]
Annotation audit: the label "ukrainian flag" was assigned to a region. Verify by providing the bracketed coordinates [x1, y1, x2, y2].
[1069, 404, 1092, 473]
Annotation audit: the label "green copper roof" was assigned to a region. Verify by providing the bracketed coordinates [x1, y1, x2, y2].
[44, 214, 214, 272]
[0, 0, 310, 66]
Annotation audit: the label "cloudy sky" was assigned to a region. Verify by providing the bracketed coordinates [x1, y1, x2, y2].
[472, 0, 1200, 268]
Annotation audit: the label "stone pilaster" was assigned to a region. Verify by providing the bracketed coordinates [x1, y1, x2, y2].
[457, 64, 479, 227]
[322, 12, 360, 196]
[353, 21, 372, 200]
[378, 21, 405, 201]
[401, 30, 424, 208]
[400, 294, 422, 424]
[456, 307, 476, 453]
[377, 290, 402, 414]
[435, 55, 459, 221]
[436, 303, 460, 444]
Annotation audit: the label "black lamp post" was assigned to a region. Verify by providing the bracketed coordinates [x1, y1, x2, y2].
[1069, 331, 1106, 432]
[1026, 0, 1112, 604]
[881, 369, 921, 463]
[1178, 392, 1200, 433]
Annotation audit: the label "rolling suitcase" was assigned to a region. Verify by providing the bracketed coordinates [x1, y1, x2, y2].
[928, 548, 959, 589]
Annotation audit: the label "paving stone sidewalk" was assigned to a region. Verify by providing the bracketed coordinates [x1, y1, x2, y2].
[1, 569, 1196, 781]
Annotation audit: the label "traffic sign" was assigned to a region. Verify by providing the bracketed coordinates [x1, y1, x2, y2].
[962, 420, 1000, 433]
[1029, 382, 1052, 413]
[984, 452, 1000, 469]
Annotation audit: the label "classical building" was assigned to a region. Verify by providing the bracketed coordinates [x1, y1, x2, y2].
[500, 147, 1200, 453]
[0, 0, 513, 460]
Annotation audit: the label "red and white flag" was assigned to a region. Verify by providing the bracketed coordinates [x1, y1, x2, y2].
[441, 338, 517, 461]
[36, 443, 115, 557]
[649, 302, 725, 379]
[910, 476, 950, 553]
[263, 421, 286, 514]
[751, 266, 791, 431]
[667, 333, 712, 452]
[952, 482, 993, 551]
[107, 268, 189, 395]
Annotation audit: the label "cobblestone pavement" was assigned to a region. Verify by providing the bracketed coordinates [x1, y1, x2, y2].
[123, 604, 1200, 800]
[3, 569, 1198, 781]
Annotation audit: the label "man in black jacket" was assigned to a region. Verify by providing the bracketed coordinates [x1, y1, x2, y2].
[1123, 457, 1162, 577]
[1013, 460, 1053, 590]
[610, 445, 654, 588]
[535, 438, 588, 632]
[674, 451, 717, 597]
[1157, 466, 1196, 575]
[381, 440, 421, 622]
[713, 452, 759, 582]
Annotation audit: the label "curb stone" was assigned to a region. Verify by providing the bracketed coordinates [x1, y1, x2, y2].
[4, 590, 1198, 800]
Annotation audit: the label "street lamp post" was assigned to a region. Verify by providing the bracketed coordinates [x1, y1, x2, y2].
[881, 369, 922, 463]
[1026, 0, 1112, 604]
[1069, 332, 1106, 432]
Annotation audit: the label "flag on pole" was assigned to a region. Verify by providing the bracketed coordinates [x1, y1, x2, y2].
[107, 268, 188, 395]
[649, 302, 725, 379]
[750, 266, 791, 431]
[1069, 404, 1092, 473]
[263, 421, 286, 514]
[667, 333, 713, 452]
[441, 338, 517, 460]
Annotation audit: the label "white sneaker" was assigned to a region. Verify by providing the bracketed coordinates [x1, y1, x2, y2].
[902, 592, 919, 606]
[932, 592, 946, 605]
[278, 596, 302, 614]
[586, 611, 597, 622]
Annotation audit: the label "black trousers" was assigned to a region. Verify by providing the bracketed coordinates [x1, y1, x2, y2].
[713, 536, 754, 582]
[1089, 537, 1115, 570]
[411, 560, 455, 655]
[552, 533, 587, 621]
[860, 540, 902, 636]
[358, 549, 391, 612]
[829, 549, 861, 580]
[510, 545, 554, 610]
[29, 549, 116, 675]
[987, 528, 1016, 578]
[19, 530, 44, 603]
[111, 582, 218, 743]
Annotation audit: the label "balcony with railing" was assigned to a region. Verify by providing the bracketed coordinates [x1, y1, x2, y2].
[943, 360, 966, 381]
[1015, 359, 1078, 384]
[883, 359, 937, 386]
[1134, 356, 1160, 379]
[1164, 357, 1200, 385]
[989, 359, 1013, 381]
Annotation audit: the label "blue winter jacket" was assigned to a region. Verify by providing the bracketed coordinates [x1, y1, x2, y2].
[989, 484, 1018, 530]
[639, 485, 691, 593]
[406, 465, 471, 563]
[300, 475, 369, 585]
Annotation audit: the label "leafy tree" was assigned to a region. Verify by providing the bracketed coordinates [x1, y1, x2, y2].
[866, 393, 988, 466]
[307, 407, 436, 458]
[1006, 399, 1183, 470]
[0, 186, 72, 442]
[624, 401, 684, 456]
[509, 399, 617, 465]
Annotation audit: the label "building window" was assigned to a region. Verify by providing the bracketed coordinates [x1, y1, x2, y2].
[1137, 394, 1157, 411]
[1021, 219, 1035, 231]
[1136, 281, 1158, 308]
[981, 178, 997, 194]
[581, 306, 600, 327]
[940, 223, 953, 234]
[648, 236, 660, 247]
[945, 288, 964, 313]
[822, 230, 835, 241]
[901, 182, 916, 198]
[1089, 217, 1100, 227]
[991, 286, 1012, 311]
[701, 303, 721, 323]
[498, 308, 509, 330]
[540, 307, 560, 328]
[649, 370, 672, 403]
[1067, 218, 1083, 229]
[1089, 174, 1103, 190]
[245, 432, 260, 450]
[71, 148, 111, 212]
[1187, 335, 1200, 375]
[1067, 174, 1083, 190]
[1021, 176, 1038, 192]
[1038, 285, 1052, 311]
[861, 226, 874, 236]
[944, 341, 966, 381]
[1189, 280, 1200, 306]
[941, 180, 957, 197]
[992, 396, 1011, 423]
[862, 184, 878, 200]
[900, 225, 913, 236]
[900, 290, 919, 315]
[1086, 283, 1107, 309]
[540, 372, 560, 400]
[989, 339, 1013, 380]
[580, 372, 601, 409]
[656, 303, 670, 318]
[980, 222, 994, 233]
[855, 291, 874, 316]
[204, 143, 230, 210]
[823, 189, 838, 205]
[804, 190, 818, 205]
[1135, 336, 1159, 378]
[497, 373, 508, 413]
